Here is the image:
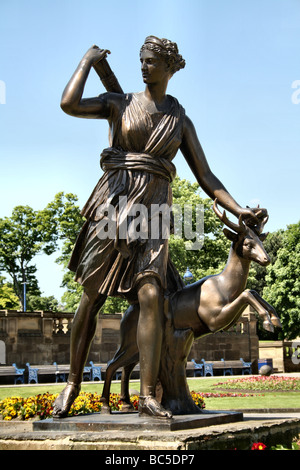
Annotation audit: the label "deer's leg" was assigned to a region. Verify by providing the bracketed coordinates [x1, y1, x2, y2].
[100, 304, 140, 413]
[241, 290, 274, 332]
[210, 290, 274, 333]
[100, 355, 122, 414]
[249, 290, 282, 328]
[120, 362, 139, 411]
[210, 297, 249, 332]
[221, 306, 249, 331]
[100, 352, 139, 413]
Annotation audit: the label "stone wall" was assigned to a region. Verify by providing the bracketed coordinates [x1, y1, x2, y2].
[259, 340, 300, 373]
[259, 341, 285, 372]
[0, 307, 258, 374]
[0, 310, 122, 367]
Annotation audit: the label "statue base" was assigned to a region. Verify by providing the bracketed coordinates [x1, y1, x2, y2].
[33, 410, 243, 432]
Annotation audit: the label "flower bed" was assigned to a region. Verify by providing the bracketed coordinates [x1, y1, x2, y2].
[214, 375, 300, 392]
[1, 389, 299, 450]
[0, 389, 262, 422]
[0, 391, 206, 421]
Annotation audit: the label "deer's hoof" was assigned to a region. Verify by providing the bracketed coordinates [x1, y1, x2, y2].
[121, 402, 135, 412]
[271, 315, 282, 329]
[263, 320, 274, 333]
[100, 404, 111, 414]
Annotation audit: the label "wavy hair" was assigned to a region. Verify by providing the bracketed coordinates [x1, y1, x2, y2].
[140, 36, 185, 76]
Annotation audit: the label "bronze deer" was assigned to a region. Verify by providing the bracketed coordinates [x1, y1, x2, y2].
[100, 200, 281, 413]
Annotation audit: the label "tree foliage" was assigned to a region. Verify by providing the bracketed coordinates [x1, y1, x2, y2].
[247, 229, 284, 295]
[169, 176, 230, 281]
[0, 276, 19, 309]
[0, 205, 58, 310]
[0, 193, 84, 311]
[263, 222, 300, 339]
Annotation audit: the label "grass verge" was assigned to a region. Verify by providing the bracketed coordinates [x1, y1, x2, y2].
[1, 376, 299, 411]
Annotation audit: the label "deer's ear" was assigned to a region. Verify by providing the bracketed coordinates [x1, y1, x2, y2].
[223, 228, 239, 242]
[259, 232, 269, 242]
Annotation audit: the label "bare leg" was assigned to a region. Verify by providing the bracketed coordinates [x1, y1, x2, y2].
[53, 289, 106, 418]
[137, 278, 172, 419]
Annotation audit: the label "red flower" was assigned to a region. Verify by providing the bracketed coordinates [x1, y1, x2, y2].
[251, 442, 267, 450]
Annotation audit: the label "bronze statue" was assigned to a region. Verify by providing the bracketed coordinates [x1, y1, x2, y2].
[100, 200, 282, 415]
[53, 36, 267, 419]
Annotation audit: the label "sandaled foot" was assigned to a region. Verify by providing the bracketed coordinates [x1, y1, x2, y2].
[52, 382, 81, 418]
[138, 396, 172, 419]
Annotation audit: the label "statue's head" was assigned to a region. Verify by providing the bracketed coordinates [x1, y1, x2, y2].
[140, 36, 185, 77]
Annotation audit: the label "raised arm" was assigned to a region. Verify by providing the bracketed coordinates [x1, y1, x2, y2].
[60, 45, 118, 119]
[180, 116, 263, 222]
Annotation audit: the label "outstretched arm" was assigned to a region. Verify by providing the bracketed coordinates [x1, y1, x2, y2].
[180, 116, 262, 221]
[60, 46, 116, 119]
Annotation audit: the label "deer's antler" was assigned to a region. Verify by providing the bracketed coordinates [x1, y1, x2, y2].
[213, 199, 245, 234]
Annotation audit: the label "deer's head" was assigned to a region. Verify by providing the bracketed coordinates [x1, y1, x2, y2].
[213, 199, 270, 267]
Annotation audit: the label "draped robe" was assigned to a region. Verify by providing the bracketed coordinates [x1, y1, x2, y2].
[68, 92, 186, 302]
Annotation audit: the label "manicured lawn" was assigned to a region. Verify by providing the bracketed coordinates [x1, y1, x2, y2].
[1, 376, 299, 411]
[187, 376, 300, 410]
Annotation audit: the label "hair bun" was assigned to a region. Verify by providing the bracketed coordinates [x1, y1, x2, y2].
[141, 36, 186, 75]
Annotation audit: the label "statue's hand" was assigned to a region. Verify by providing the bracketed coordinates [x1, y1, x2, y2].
[239, 206, 268, 227]
[83, 45, 111, 65]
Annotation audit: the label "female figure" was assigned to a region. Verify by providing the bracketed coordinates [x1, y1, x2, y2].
[53, 36, 260, 419]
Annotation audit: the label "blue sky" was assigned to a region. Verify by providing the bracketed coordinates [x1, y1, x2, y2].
[0, 0, 299, 301]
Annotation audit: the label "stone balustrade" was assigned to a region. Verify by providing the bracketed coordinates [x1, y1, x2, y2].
[0, 307, 258, 372]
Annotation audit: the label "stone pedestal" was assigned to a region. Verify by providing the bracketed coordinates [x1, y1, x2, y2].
[33, 410, 243, 433]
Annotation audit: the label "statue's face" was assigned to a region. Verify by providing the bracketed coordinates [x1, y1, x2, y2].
[140, 49, 170, 84]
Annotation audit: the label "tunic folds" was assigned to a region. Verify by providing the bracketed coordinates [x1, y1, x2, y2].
[68, 92, 186, 302]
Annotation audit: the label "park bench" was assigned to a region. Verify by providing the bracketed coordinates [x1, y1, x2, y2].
[26, 362, 92, 383]
[90, 362, 197, 381]
[90, 363, 141, 381]
[23, 359, 217, 384]
[192, 358, 252, 376]
[185, 361, 199, 377]
[90, 361, 199, 381]
[0, 364, 25, 384]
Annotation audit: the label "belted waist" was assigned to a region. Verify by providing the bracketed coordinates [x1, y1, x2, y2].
[100, 147, 176, 183]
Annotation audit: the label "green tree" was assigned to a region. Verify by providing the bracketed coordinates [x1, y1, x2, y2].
[0, 276, 19, 309]
[263, 221, 300, 339]
[0, 205, 59, 310]
[26, 294, 60, 312]
[247, 229, 284, 295]
[169, 176, 230, 281]
[0, 193, 84, 311]
[45, 192, 85, 312]
[43, 192, 85, 264]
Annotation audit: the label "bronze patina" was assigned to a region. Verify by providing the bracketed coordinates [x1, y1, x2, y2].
[53, 37, 274, 419]
[100, 200, 282, 415]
